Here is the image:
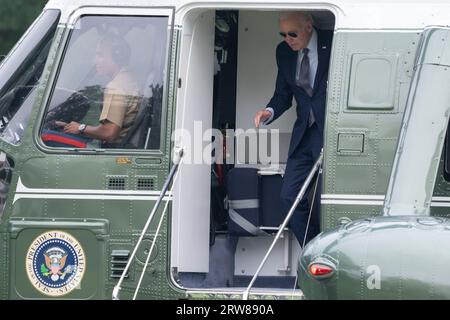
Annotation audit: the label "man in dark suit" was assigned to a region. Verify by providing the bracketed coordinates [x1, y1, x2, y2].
[254, 11, 332, 246]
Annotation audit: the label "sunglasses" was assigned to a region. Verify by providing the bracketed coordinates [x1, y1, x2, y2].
[279, 32, 298, 38]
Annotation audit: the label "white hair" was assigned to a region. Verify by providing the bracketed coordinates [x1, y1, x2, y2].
[279, 11, 314, 26]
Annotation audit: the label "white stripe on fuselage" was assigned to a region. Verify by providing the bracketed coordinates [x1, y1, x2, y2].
[13, 177, 171, 203]
[12, 179, 450, 207]
[321, 194, 450, 207]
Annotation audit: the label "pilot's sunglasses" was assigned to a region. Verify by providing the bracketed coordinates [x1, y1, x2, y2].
[279, 32, 298, 38]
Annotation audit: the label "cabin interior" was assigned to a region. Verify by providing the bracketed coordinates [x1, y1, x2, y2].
[171, 8, 335, 292]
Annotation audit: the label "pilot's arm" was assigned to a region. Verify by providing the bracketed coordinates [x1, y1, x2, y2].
[59, 120, 120, 142]
[58, 87, 128, 143]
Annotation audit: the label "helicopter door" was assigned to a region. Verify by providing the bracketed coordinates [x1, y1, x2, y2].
[0, 10, 60, 220]
[8, 7, 176, 299]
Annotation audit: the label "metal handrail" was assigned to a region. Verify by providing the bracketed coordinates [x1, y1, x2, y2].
[132, 154, 184, 299]
[112, 147, 183, 300]
[242, 151, 323, 300]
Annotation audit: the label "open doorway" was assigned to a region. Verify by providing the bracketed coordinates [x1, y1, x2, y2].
[171, 8, 335, 293]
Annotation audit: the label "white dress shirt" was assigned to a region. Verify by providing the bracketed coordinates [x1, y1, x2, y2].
[296, 28, 318, 89]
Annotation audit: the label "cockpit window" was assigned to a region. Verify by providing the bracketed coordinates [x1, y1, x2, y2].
[0, 9, 60, 145]
[40, 15, 169, 150]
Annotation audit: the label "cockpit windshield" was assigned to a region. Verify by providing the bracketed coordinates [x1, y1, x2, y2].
[0, 9, 60, 145]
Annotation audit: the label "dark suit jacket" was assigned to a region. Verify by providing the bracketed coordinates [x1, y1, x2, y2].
[266, 29, 333, 157]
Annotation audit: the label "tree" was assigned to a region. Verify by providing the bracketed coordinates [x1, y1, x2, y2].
[0, 0, 47, 56]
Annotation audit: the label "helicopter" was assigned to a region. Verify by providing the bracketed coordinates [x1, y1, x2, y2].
[0, 0, 449, 300]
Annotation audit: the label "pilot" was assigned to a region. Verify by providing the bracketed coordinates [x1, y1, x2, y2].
[254, 11, 332, 246]
[56, 34, 141, 147]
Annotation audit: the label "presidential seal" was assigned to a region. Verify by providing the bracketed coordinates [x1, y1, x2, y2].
[26, 230, 86, 297]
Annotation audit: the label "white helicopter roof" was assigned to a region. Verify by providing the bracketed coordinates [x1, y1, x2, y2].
[44, 0, 450, 29]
